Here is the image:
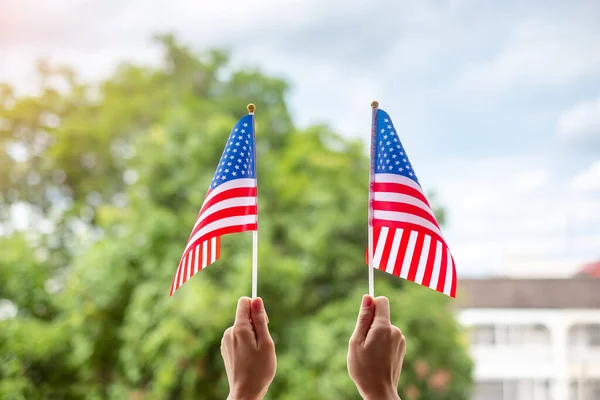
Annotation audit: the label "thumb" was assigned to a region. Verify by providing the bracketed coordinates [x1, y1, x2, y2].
[250, 297, 271, 345]
[234, 297, 252, 327]
[352, 295, 375, 343]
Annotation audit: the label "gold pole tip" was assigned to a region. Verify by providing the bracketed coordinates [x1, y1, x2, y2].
[371, 100, 379, 109]
[247, 103, 256, 113]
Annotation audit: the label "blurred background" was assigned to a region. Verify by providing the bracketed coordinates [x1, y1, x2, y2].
[0, 0, 599, 399]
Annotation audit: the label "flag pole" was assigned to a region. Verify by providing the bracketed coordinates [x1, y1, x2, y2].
[248, 103, 259, 299]
[368, 100, 379, 297]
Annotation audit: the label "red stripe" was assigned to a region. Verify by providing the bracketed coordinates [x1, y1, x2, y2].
[216, 236, 221, 260]
[407, 233, 425, 282]
[190, 205, 258, 239]
[198, 187, 257, 217]
[421, 240, 437, 287]
[372, 200, 440, 229]
[373, 220, 446, 247]
[436, 247, 448, 293]
[373, 182, 430, 207]
[379, 229, 393, 271]
[206, 238, 212, 266]
[184, 223, 257, 263]
[392, 229, 410, 277]
[450, 258, 457, 298]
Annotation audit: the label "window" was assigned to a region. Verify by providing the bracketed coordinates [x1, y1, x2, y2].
[474, 380, 553, 400]
[473, 380, 503, 400]
[471, 324, 495, 345]
[570, 379, 600, 400]
[569, 324, 600, 348]
[470, 324, 550, 346]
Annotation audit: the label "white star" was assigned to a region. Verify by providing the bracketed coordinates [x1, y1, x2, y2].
[219, 168, 222, 172]
[383, 135, 388, 139]
[409, 172, 413, 176]
[384, 118, 389, 122]
[243, 146, 247, 150]
[235, 165, 240, 169]
[244, 164, 247, 168]
[230, 155, 234, 159]
[395, 161, 400, 165]
[406, 165, 411, 170]
[234, 128, 238, 132]
[387, 125, 391, 129]
[227, 162, 232, 166]
[399, 167, 404, 172]
[391, 154, 396, 159]
[225, 169, 229, 173]
[241, 170, 245, 175]
[383, 153, 388, 158]
[243, 123, 248, 127]
[236, 142, 240, 146]
[241, 152, 245, 156]
[233, 149, 238, 153]
[400, 152, 404, 155]
[221, 176, 226, 180]
[402, 158, 407, 162]
[241, 129, 246, 133]
[232, 172, 237, 176]
[245, 140, 249, 144]
[388, 165, 393, 170]
[381, 129, 385, 133]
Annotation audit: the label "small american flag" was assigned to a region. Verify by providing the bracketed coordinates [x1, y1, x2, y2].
[368, 108, 457, 297]
[170, 114, 258, 296]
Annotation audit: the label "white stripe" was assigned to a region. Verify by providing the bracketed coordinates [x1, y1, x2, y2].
[414, 235, 432, 285]
[193, 245, 199, 274]
[443, 248, 453, 296]
[386, 228, 403, 274]
[373, 192, 435, 219]
[399, 231, 418, 279]
[428, 241, 443, 290]
[194, 196, 256, 232]
[186, 252, 193, 280]
[210, 237, 217, 263]
[178, 256, 186, 287]
[374, 173, 423, 192]
[372, 227, 389, 269]
[184, 215, 257, 255]
[373, 210, 444, 239]
[202, 241, 208, 268]
[200, 179, 256, 210]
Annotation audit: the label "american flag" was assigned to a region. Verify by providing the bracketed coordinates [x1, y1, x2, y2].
[170, 114, 258, 296]
[368, 109, 457, 297]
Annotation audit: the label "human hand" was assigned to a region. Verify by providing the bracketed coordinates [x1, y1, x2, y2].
[221, 297, 276, 400]
[347, 295, 406, 400]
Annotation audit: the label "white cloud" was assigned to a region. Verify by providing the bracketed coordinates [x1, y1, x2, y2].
[454, 11, 600, 92]
[571, 161, 600, 192]
[424, 156, 600, 277]
[558, 96, 600, 141]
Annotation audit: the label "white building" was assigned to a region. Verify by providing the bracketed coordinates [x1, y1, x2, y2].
[457, 278, 600, 400]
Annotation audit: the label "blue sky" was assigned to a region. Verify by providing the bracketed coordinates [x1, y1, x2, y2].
[1, 0, 599, 277]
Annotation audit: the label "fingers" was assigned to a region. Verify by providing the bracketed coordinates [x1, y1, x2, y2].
[373, 296, 390, 325]
[250, 297, 272, 346]
[234, 297, 252, 327]
[352, 295, 375, 343]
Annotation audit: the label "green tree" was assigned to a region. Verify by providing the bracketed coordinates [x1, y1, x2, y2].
[0, 35, 472, 399]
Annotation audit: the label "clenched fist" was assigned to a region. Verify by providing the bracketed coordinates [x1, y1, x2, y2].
[348, 295, 406, 400]
[221, 297, 276, 400]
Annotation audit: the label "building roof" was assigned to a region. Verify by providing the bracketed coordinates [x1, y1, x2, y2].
[457, 278, 600, 309]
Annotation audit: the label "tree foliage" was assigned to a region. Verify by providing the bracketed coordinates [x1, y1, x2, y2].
[0, 35, 472, 399]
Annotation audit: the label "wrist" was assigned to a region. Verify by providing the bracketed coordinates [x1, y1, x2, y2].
[227, 394, 261, 400]
[227, 388, 265, 400]
[361, 387, 401, 400]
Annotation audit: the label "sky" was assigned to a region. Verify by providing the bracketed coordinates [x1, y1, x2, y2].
[1, 0, 599, 278]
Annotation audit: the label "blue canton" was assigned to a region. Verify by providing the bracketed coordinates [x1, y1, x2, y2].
[210, 114, 256, 189]
[374, 109, 420, 185]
